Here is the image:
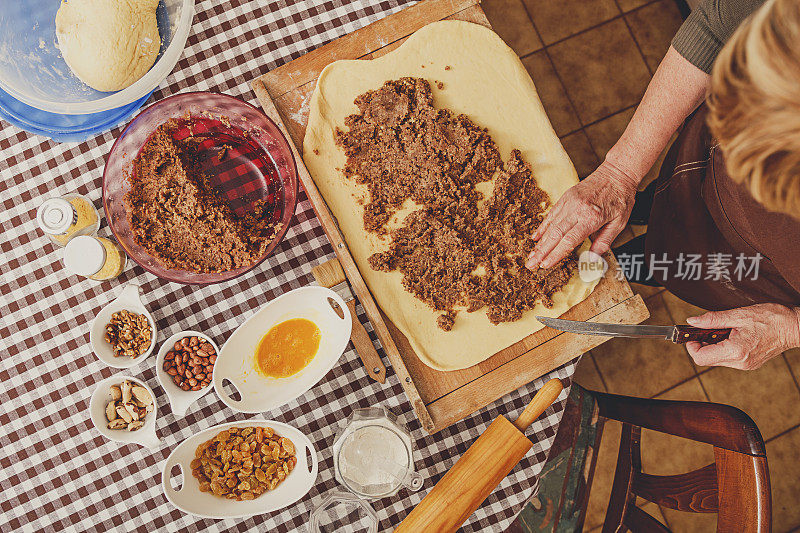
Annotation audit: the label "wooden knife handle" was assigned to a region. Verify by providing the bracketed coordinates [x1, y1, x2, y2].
[672, 325, 731, 345]
[346, 299, 387, 383]
[312, 259, 346, 287]
[312, 258, 387, 383]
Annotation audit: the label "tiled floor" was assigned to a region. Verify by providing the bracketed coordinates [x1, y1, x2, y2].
[485, 0, 683, 179]
[482, 1, 800, 531]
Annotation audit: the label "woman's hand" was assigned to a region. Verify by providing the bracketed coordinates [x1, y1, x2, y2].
[526, 161, 639, 270]
[686, 303, 800, 370]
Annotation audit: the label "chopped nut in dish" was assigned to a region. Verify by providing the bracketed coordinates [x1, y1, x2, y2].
[163, 336, 217, 391]
[105, 379, 154, 431]
[104, 310, 152, 358]
[191, 426, 297, 500]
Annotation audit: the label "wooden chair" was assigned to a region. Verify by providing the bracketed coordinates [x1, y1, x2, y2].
[508, 384, 771, 532]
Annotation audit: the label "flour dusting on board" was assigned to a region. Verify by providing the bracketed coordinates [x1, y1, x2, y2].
[289, 91, 311, 126]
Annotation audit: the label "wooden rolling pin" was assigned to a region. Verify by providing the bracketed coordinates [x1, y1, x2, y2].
[395, 378, 564, 532]
[312, 258, 387, 383]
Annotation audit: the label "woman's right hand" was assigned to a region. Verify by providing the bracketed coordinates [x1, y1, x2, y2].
[526, 161, 639, 270]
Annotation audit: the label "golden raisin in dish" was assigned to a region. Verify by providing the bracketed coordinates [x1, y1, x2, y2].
[191, 426, 297, 501]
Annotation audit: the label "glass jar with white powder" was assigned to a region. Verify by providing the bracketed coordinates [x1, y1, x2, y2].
[332, 406, 423, 499]
[309, 407, 423, 532]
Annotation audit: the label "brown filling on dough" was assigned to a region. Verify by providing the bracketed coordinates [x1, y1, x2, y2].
[335, 78, 578, 330]
[125, 121, 275, 274]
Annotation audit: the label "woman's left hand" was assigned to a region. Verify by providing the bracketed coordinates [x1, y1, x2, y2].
[685, 303, 800, 370]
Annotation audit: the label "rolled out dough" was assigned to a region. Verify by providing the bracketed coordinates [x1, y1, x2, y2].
[303, 21, 599, 371]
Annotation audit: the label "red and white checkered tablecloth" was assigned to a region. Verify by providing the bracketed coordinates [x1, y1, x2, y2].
[0, 1, 578, 531]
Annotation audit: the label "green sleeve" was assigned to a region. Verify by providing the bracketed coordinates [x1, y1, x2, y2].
[671, 0, 765, 73]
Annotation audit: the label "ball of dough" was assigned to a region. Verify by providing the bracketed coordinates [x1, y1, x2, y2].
[55, 0, 161, 92]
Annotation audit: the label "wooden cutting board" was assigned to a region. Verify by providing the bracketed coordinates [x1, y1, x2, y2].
[251, 0, 650, 433]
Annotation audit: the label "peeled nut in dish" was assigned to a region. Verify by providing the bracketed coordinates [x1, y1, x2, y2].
[163, 336, 216, 392]
[104, 310, 152, 358]
[191, 426, 297, 501]
[105, 380, 154, 431]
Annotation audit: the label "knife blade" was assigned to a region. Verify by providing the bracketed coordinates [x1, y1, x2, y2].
[312, 258, 387, 383]
[536, 316, 731, 345]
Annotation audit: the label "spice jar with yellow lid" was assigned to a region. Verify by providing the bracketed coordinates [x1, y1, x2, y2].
[63, 235, 127, 281]
[36, 194, 100, 246]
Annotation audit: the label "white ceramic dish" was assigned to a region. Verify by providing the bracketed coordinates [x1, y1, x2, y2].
[89, 374, 160, 450]
[156, 330, 220, 417]
[162, 419, 318, 519]
[214, 286, 352, 414]
[89, 283, 157, 369]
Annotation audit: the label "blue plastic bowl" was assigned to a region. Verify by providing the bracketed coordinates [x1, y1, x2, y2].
[0, 0, 193, 141]
[0, 85, 154, 143]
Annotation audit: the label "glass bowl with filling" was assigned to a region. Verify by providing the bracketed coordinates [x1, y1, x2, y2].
[103, 92, 298, 284]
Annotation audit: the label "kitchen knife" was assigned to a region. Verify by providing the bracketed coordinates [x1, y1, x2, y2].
[536, 316, 731, 345]
[312, 258, 387, 383]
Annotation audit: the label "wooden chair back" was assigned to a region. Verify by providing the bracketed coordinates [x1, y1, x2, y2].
[594, 392, 771, 532]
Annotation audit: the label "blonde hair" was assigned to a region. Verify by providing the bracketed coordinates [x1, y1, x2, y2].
[707, 0, 800, 217]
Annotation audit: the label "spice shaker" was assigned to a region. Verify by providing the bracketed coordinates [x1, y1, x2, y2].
[36, 194, 100, 246]
[63, 235, 127, 281]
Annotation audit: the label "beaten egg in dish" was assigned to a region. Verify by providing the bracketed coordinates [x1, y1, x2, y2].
[255, 318, 321, 378]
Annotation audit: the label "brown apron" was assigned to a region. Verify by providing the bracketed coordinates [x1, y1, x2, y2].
[644, 105, 800, 311]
